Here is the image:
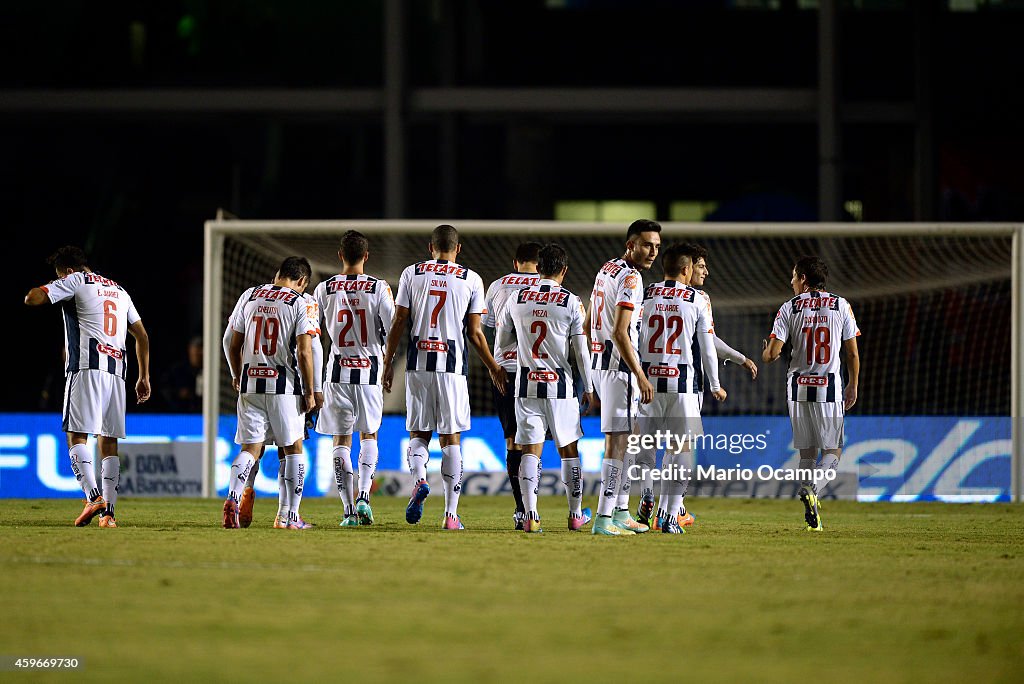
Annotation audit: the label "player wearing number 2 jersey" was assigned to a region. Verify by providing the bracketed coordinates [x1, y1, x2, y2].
[24, 246, 151, 529]
[763, 255, 861, 532]
[223, 257, 319, 530]
[383, 224, 507, 530]
[314, 231, 395, 527]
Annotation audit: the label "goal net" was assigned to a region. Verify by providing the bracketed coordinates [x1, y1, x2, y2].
[203, 219, 1021, 502]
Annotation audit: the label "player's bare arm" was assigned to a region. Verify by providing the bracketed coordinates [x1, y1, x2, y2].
[24, 287, 49, 306]
[466, 312, 507, 395]
[295, 333, 316, 413]
[128, 319, 151, 404]
[843, 337, 859, 411]
[381, 304, 410, 393]
[762, 337, 784, 364]
[228, 330, 245, 393]
[611, 305, 653, 404]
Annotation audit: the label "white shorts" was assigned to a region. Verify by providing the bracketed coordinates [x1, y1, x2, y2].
[637, 393, 704, 437]
[235, 393, 306, 447]
[788, 400, 845, 450]
[63, 370, 126, 439]
[405, 371, 471, 434]
[318, 382, 384, 435]
[515, 397, 583, 448]
[594, 369, 638, 434]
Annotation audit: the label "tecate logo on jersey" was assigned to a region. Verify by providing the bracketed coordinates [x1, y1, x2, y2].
[797, 376, 828, 386]
[96, 344, 123, 359]
[417, 340, 449, 353]
[528, 370, 559, 383]
[648, 366, 680, 378]
[340, 357, 371, 369]
[247, 367, 279, 378]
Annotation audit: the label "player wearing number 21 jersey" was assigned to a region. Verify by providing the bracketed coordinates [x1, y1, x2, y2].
[314, 230, 395, 527]
[24, 246, 151, 529]
[382, 224, 507, 531]
[496, 243, 595, 533]
[223, 257, 319, 530]
[763, 255, 860, 532]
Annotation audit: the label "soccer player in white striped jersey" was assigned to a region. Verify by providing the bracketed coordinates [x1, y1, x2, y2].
[496, 243, 595, 533]
[223, 257, 319, 530]
[24, 246, 151, 528]
[635, 244, 726, 534]
[382, 224, 507, 530]
[763, 255, 860, 532]
[586, 219, 660, 536]
[314, 230, 395, 527]
[484, 241, 542, 529]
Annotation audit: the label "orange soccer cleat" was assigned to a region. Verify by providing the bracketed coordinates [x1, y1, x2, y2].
[238, 487, 255, 528]
[98, 515, 118, 528]
[74, 497, 106, 527]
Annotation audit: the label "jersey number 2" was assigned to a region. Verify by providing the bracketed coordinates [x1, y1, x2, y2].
[530, 321, 549, 359]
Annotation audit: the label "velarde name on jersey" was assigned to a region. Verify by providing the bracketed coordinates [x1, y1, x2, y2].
[414, 261, 468, 279]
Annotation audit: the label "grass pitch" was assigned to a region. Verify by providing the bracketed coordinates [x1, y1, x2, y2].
[2, 496, 1022, 683]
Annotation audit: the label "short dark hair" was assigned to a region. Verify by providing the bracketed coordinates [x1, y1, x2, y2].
[514, 241, 542, 264]
[278, 256, 312, 283]
[47, 245, 88, 272]
[537, 243, 568, 277]
[340, 230, 369, 265]
[431, 224, 459, 252]
[661, 243, 693, 278]
[678, 242, 709, 265]
[794, 255, 828, 289]
[626, 219, 662, 242]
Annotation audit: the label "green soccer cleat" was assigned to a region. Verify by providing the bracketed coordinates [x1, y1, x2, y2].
[799, 486, 823, 531]
[592, 514, 634, 536]
[612, 508, 649, 534]
[340, 515, 360, 527]
[356, 498, 374, 526]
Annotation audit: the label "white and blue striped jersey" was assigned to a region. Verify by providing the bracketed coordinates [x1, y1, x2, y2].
[639, 280, 720, 394]
[484, 272, 541, 372]
[228, 284, 319, 395]
[501, 280, 587, 399]
[44, 271, 141, 380]
[589, 258, 643, 372]
[314, 273, 395, 386]
[397, 259, 486, 375]
[770, 290, 860, 402]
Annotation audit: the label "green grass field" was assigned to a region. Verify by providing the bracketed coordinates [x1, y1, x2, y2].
[2, 496, 1023, 683]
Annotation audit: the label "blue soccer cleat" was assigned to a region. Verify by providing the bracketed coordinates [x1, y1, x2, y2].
[405, 480, 430, 524]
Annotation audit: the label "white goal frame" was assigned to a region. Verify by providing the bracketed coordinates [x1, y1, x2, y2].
[203, 219, 1024, 502]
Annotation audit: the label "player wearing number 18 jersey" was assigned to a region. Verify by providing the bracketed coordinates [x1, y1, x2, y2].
[24, 246, 151, 529]
[383, 224, 507, 530]
[314, 231, 395, 527]
[763, 256, 860, 531]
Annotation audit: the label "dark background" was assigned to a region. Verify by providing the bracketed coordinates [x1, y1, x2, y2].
[5, 0, 1022, 412]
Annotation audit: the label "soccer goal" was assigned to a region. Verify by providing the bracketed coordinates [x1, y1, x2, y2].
[203, 217, 1023, 502]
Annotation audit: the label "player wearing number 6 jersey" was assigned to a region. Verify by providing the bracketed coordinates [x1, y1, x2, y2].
[314, 231, 395, 527]
[496, 243, 595, 533]
[763, 256, 860, 532]
[24, 246, 151, 529]
[383, 224, 507, 530]
[223, 256, 319, 530]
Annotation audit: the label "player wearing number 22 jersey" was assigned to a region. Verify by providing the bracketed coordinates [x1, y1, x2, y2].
[24, 245, 151, 529]
[763, 255, 861, 532]
[382, 224, 507, 531]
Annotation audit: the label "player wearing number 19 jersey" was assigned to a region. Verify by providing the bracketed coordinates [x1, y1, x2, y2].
[24, 246, 151, 529]
[763, 255, 860, 531]
[382, 224, 507, 530]
[314, 231, 395, 527]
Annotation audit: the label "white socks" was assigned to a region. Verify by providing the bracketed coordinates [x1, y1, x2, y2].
[244, 456, 260, 489]
[276, 458, 286, 519]
[560, 457, 583, 516]
[519, 454, 540, 517]
[616, 452, 635, 510]
[333, 446, 355, 517]
[69, 444, 100, 502]
[817, 452, 840, 494]
[282, 454, 305, 523]
[358, 439, 379, 500]
[440, 445, 463, 517]
[659, 451, 686, 520]
[597, 459, 623, 518]
[100, 456, 120, 516]
[407, 437, 429, 482]
[635, 449, 656, 500]
[228, 451, 256, 504]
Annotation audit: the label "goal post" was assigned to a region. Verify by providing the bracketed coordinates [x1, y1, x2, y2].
[203, 218, 1023, 502]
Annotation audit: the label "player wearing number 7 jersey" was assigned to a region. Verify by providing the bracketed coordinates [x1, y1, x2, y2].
[763, 255, 861, 532]
[24, 246, 151, 529]
[314, 231, 395, 527]
[382, 224, 507, 530]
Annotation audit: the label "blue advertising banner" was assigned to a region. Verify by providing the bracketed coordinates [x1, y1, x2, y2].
[0, 413, 1010, 502]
